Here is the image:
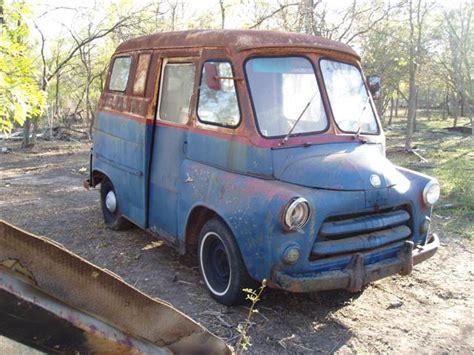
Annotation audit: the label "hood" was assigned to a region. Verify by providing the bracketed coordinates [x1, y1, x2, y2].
[272, 142, 404, 191]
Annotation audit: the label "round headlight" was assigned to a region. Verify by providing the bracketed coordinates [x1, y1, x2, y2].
[283, 246, 300, 264]
[423, 180, 440, 206]
[283, 197, 310, 231]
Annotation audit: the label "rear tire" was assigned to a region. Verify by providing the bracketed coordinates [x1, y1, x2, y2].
[100, 177, 132, 231]
[198, 218, 257, 306]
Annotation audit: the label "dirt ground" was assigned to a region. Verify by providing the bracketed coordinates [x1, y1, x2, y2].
[0, 140, 473, 354]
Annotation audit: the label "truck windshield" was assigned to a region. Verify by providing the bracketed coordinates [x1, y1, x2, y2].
[245, 57, 327, 138]
[320, 60, 378, 134]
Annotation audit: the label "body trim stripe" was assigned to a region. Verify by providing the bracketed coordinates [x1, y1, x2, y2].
[96, 109, 382, 148]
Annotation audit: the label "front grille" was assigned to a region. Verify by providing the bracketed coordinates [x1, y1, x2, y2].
[311, 207, 411, 259]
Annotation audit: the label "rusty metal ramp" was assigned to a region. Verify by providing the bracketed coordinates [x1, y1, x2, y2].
[0, 220, 230, 354]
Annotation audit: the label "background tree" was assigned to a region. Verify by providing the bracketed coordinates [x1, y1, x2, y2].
[2, 0, 472, 146]
[0, 1, 45, 136]
[405, 0, 431, 150]
[441, 3, 473, 134]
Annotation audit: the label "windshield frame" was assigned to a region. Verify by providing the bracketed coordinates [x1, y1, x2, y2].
[319, 57, 380, 136]
[243, 55, 330, 140]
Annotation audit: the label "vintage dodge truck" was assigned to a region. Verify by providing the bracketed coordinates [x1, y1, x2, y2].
[88, 30, 440, 305]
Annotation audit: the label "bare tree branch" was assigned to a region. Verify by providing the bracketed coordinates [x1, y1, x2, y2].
[249, 2, 299, 29]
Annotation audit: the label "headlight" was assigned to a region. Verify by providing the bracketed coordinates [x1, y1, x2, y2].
[423, 180, 440, 206]
[283, 197, 311, 231]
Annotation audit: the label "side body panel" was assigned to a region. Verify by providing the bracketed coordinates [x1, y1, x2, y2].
[93, 111, 147, 226]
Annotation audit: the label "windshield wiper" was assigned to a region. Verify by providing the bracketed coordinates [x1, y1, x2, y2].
[280, 91, 317, 145]
[354, 95, 371, 138]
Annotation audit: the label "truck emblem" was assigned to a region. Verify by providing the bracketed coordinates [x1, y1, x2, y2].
[370, 174, 381, 188]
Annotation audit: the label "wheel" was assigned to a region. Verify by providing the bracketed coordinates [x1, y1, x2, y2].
[100, 177, 132, 231]
[198, 218, 257, 306]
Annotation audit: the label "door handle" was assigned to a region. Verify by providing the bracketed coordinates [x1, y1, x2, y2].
[183, 139, 188, 154]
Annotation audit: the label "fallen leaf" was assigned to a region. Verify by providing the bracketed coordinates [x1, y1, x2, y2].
[142, 240, 163, 250]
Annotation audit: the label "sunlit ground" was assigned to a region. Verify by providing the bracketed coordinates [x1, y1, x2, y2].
[385, 114, 473, 239]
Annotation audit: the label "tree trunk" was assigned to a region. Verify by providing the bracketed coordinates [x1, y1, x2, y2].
[452, 94, 459, 127]
[405, 0, 422, 151]
[219, 0, 225, 29]
[406, 74, 417, 150]
[32, 119, 38, 145]
[405, 1, 416, 150]
[22, 119, 31, 148]
[375, 91, 384, 123]
[88, 111, 95, 140]
[413, 89, 418, 132]
[302, 0, 314, 34]
[388, 96, 394, 125]
[55, 73, 60, 118]
[443, 88, 448, 119]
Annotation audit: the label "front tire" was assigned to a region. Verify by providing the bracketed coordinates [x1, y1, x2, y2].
[100, 177, 132, 231]
[198, 218, 256, 306]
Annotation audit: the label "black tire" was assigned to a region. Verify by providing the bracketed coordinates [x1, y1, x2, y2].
[198, 218, 257, 306]
[100, 177, 133, 231]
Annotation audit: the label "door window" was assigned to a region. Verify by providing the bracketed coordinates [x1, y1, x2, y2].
[197, 61, 240, 127]
[159, 62, 195, 124]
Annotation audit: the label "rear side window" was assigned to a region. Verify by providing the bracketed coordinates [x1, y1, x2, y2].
[109, 56, 132, 92]
[197, 61, 240, 127]
[159, 63, 195, 124]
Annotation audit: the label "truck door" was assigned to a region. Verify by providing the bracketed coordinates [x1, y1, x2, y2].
[148, 57, 197, 242]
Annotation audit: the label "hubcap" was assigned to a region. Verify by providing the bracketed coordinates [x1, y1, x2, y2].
[105, 190, 117, 213]
[200, 232, 231, 296]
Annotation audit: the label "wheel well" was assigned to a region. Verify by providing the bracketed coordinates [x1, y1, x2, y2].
[91, 170, 106, 187]
[185, 206, 218, 255]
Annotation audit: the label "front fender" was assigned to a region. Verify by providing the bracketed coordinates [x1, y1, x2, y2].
[177, 160, 309, 281]
[394, 166, 436, 243]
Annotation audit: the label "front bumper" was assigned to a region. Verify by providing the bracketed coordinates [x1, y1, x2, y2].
[271, 233, 439, 293]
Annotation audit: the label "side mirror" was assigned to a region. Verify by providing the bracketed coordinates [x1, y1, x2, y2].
[204, 63, 221, 91]
[367, 74, 381, 100]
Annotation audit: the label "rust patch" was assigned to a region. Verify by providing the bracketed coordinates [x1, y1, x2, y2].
[115, 30, 358, 59]
[133, 53, 151, 95]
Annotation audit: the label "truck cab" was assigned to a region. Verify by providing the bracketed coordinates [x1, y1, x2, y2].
[89, 30, 440, 305]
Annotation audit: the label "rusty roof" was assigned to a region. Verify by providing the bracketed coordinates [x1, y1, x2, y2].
[115, 29, 359, 58]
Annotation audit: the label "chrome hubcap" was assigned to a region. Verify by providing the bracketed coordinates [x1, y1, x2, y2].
[105, 190, 117, 213]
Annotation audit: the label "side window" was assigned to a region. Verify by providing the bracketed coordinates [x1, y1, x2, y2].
[109, 56, 132, 92]
[198, 61, 240, 127]
[133, 53, 151, 95]
[159, 63, 195, 124]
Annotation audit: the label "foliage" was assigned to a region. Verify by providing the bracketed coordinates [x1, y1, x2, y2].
[0, 1, 45, 133]
[234, 279, 267, 353]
